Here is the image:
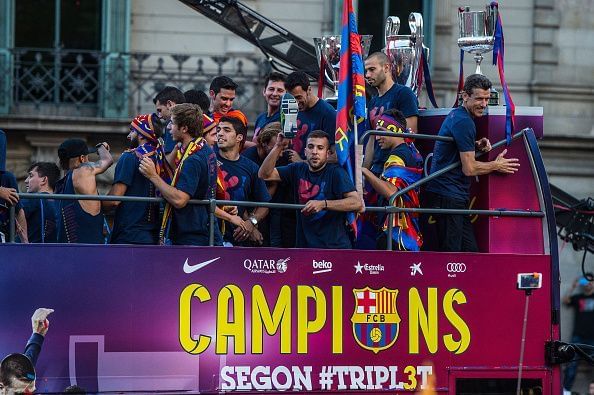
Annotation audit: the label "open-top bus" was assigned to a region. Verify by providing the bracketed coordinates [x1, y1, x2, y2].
[0, 104, 562, 394]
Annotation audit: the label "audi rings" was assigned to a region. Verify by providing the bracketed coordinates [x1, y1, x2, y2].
[447, 262, 466, 273]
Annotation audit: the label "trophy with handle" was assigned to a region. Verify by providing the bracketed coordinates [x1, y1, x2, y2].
[384, 13, 426, 98]
[457, 4, 499, 104]
[314, 35, 373, 100]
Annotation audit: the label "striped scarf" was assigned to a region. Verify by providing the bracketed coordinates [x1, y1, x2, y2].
[380, 143, 423, 251]
[159, 137, 207, 245]
[129, 113, 173, 185]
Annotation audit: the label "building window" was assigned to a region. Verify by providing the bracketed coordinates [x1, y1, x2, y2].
[13, 0, 102, 108]
[358, 0, 425, 54]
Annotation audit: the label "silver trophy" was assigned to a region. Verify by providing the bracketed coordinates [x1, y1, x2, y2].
[384, 13, 427, 98]
[457, 4, 499, 104]
[457, 4, 497, 75]
[314, 35, 373, 100]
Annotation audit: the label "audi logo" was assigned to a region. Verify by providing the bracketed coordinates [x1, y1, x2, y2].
[447, 263, 467, 273]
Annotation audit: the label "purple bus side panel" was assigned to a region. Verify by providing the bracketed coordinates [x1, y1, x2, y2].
[0, 245, 553, 393]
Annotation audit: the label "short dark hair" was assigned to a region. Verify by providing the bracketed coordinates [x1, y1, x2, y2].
[153, 86, 185, 105]
[463, 74, 492, 95]
[264, 72, 286, 87]
[307, 130, 330, 148]
[28, 162, 61, 190]
[171, 103, 203, 138]
[184, 89, 210, 113]
[381, 109, 407, 129]
[0, 353, 35, 388]
[285, 71, 310, 92]
[258, 122, 281, 146]
[149, 113, 166, 139]
[209, 76, 238, 95]
[365, 51, 389, 66]
[219, 116, 247, 148]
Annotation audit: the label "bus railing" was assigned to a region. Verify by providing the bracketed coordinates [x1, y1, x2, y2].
[8, 194, 543, 248]
[6, 127, 543, 249]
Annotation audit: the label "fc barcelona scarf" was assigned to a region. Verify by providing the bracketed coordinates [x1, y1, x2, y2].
[129, 113, 173, 185]
[381, 146, 423, 251]
[159, 137, 207, 245]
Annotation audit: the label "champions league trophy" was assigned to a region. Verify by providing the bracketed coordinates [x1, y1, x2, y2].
[457, 4, 499, 105]
[313, 35, 373, 100]
[384, 13, 427, 98]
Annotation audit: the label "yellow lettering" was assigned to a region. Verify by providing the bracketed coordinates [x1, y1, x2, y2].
[332, 286, 343, 354]
[443, 289, 471, 354]
[216, 285, 245, 354]
[403, 365, 417, 390]
[251, 285, 292, 354]
[409, 287, 438, 354]
[179, 284, 211, 354]
[297, 286, 326, 353]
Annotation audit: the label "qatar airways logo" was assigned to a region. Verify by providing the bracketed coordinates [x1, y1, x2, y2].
[244, 258, 290, 274]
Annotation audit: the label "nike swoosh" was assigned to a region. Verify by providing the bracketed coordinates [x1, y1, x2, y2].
[183, 257, 221, 274]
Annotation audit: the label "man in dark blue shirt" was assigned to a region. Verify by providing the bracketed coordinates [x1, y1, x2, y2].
[426, 74, 519, 252]
[285, 71, 337, 160]
[216, 116, 270, 246]
[252, 72, 286, 142]
[363, 52, 419, 176]
[23, 162, 60, 243]
[153, 86, 186, 154]
[139, 103, 223, 246]
[259, 130, 362, 249]
[105, 113, 170, 244]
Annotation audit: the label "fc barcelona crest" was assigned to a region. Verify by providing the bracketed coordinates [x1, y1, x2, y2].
[351, 287, 400, 354]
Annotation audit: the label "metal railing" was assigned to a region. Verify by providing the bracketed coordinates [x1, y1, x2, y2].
[4, 127, 544, 249]
[7, 193, 543, 247]
[4, 48, 269, 120]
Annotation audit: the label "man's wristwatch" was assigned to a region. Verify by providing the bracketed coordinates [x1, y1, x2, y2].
[249, 216, 258, 226]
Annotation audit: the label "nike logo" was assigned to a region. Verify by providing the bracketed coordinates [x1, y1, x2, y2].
[183, 257, 221, 274]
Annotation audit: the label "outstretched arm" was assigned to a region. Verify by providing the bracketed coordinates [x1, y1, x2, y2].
[25, 308, 53, 366]
[460, 148, 520, 177]
[301, 191, 363, 216]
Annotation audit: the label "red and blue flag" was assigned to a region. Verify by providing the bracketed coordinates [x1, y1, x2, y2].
[335, 0, 366, 237]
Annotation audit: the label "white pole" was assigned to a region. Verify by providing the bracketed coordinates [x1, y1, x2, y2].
[353, 115, 363, 198]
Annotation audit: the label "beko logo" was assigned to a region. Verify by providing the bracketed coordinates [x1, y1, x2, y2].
[313, 260, 332, 274]
[447, 262, 467, 276]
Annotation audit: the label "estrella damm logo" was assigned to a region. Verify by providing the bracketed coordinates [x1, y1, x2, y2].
[351, 287, 400, 354]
